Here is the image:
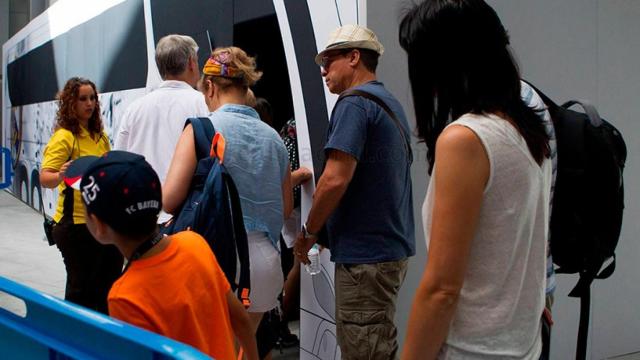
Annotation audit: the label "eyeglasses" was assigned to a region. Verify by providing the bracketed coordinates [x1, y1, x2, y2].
[319, 49, 352, 69]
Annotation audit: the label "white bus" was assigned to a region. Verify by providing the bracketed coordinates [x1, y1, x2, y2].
[2, 1, 366, 359]
[2, 0, 359, 212]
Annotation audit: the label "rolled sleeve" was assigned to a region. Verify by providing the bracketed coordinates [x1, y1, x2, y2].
[41, 130, 74, 171]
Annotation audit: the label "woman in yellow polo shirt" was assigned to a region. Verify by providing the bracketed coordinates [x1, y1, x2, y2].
[39, 77, 123, 314]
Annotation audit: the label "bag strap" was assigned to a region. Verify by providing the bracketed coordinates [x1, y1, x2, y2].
[523, 80, 605, 129]
[60, 136, 78, 222]
[568, 258, 616, 360]
[575, 289, 590, 360]
[224, 172, 251, 308]
[563, 100, 603, 127]
[521, 80, 559, 110]
[186, 117, 216, 160]
[38, 189, 48, 221]
[563, 100, 624, 171]
[337, 89, 413, 162]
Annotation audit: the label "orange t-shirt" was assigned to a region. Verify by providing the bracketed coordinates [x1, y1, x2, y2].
[108, 231, 235, 359]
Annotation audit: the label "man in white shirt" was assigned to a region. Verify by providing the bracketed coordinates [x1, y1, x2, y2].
[115, 34, 209, 223]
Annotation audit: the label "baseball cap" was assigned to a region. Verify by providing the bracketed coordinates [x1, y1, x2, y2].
[65, 151, 162, 235]
[315, 24, 384, 65]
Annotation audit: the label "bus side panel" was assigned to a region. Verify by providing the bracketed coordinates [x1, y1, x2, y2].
[2, 0, 148, 215]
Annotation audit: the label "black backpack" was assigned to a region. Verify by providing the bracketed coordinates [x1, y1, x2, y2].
[528, 83, 627, 360]
[161, 117, 251, 307]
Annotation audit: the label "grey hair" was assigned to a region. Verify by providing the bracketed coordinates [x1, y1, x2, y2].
[155, 34, 198, 79]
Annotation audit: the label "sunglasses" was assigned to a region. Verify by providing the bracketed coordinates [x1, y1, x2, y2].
[319, 49, 353, 69]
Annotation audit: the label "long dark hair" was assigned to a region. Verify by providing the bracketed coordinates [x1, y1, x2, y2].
[399, 0, 549, 173]
[55, 77, 103, 137]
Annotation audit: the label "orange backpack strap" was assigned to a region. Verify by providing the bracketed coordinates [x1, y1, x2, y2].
[210, 132, 226, 164]
[240, 288, 251, 309]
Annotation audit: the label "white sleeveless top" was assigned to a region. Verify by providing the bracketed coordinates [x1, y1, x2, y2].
[422, 113, 552, 359]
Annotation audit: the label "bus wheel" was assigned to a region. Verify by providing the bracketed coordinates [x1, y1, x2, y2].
[13, 165, 29, 203]
[31, 171, 42, 211]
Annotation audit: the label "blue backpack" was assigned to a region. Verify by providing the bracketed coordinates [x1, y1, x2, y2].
[161, 117, 251, 307]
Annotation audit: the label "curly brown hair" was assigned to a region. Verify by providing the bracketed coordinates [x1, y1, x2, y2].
[55, 77, 103, 136]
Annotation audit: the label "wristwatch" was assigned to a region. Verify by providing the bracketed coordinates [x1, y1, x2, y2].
[302, 223, 318, 240]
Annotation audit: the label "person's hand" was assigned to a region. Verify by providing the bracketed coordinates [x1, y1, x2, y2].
[58, 160, 72, 182]
[293, 231, 315, 265]
[297, 167, 313, 184]
[291, 167, 313, 187]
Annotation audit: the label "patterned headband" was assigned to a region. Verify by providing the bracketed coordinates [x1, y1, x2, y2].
[202, 51, 244, 79]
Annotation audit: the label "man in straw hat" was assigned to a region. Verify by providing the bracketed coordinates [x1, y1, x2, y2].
[294, 24, 415, 359]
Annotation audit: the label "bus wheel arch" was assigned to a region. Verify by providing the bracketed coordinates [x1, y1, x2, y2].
[31, 170, 42, 211]
[12, 164, 29, 204]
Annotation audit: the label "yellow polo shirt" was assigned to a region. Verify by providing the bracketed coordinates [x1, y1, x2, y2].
[41, 126, 110, 224]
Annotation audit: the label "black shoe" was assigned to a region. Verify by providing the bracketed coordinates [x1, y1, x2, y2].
[277, 329, 299, 348]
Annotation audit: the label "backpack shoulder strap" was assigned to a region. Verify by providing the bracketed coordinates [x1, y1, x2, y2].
[186, 117, 216, 160]
[576, 288, 591, 360]
[223, 171, 251, 308]
[521, 80, 559, 110]
[337, 89, 413, 162]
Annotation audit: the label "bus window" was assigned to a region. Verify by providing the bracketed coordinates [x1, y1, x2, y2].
[7, 0, 147, 107]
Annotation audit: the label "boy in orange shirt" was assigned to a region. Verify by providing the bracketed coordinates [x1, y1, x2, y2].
[69, 150, 258, 360]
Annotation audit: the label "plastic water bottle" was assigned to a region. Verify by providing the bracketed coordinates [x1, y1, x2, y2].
[305, 244, 321, 275]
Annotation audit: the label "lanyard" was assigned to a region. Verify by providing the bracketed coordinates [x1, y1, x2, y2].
[123, 232, 164, 273]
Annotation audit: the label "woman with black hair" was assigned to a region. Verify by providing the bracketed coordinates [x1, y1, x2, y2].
[399, 1, 551, 359]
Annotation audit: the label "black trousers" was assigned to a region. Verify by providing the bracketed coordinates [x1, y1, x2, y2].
[53, 220, 123, 314]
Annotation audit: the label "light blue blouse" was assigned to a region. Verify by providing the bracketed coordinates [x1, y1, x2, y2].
[208, 104, 289, 249]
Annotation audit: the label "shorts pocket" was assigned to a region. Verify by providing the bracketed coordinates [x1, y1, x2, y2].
[337, 263, 362, 287]
[338, 309, 396, 360]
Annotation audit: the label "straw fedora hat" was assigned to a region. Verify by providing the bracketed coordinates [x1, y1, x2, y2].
[315, 24, 384, 65]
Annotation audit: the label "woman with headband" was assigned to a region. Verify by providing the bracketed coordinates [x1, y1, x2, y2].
[164, 47, 293, 342]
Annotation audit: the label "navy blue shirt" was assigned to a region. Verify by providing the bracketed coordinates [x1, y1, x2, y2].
[325, 81, 415, 264]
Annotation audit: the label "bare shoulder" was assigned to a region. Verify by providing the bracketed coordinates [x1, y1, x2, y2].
[435, 124, 489, 185]
[436, 124, 485, 158]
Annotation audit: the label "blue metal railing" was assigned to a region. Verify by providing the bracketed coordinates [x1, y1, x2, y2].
[0, 276, 210, 359]
[1, 147, 13, 189]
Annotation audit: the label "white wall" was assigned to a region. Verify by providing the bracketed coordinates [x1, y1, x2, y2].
[490, 2, 640, 358]
[367, 2, 429, 358]
[371, 1, 640, 359]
